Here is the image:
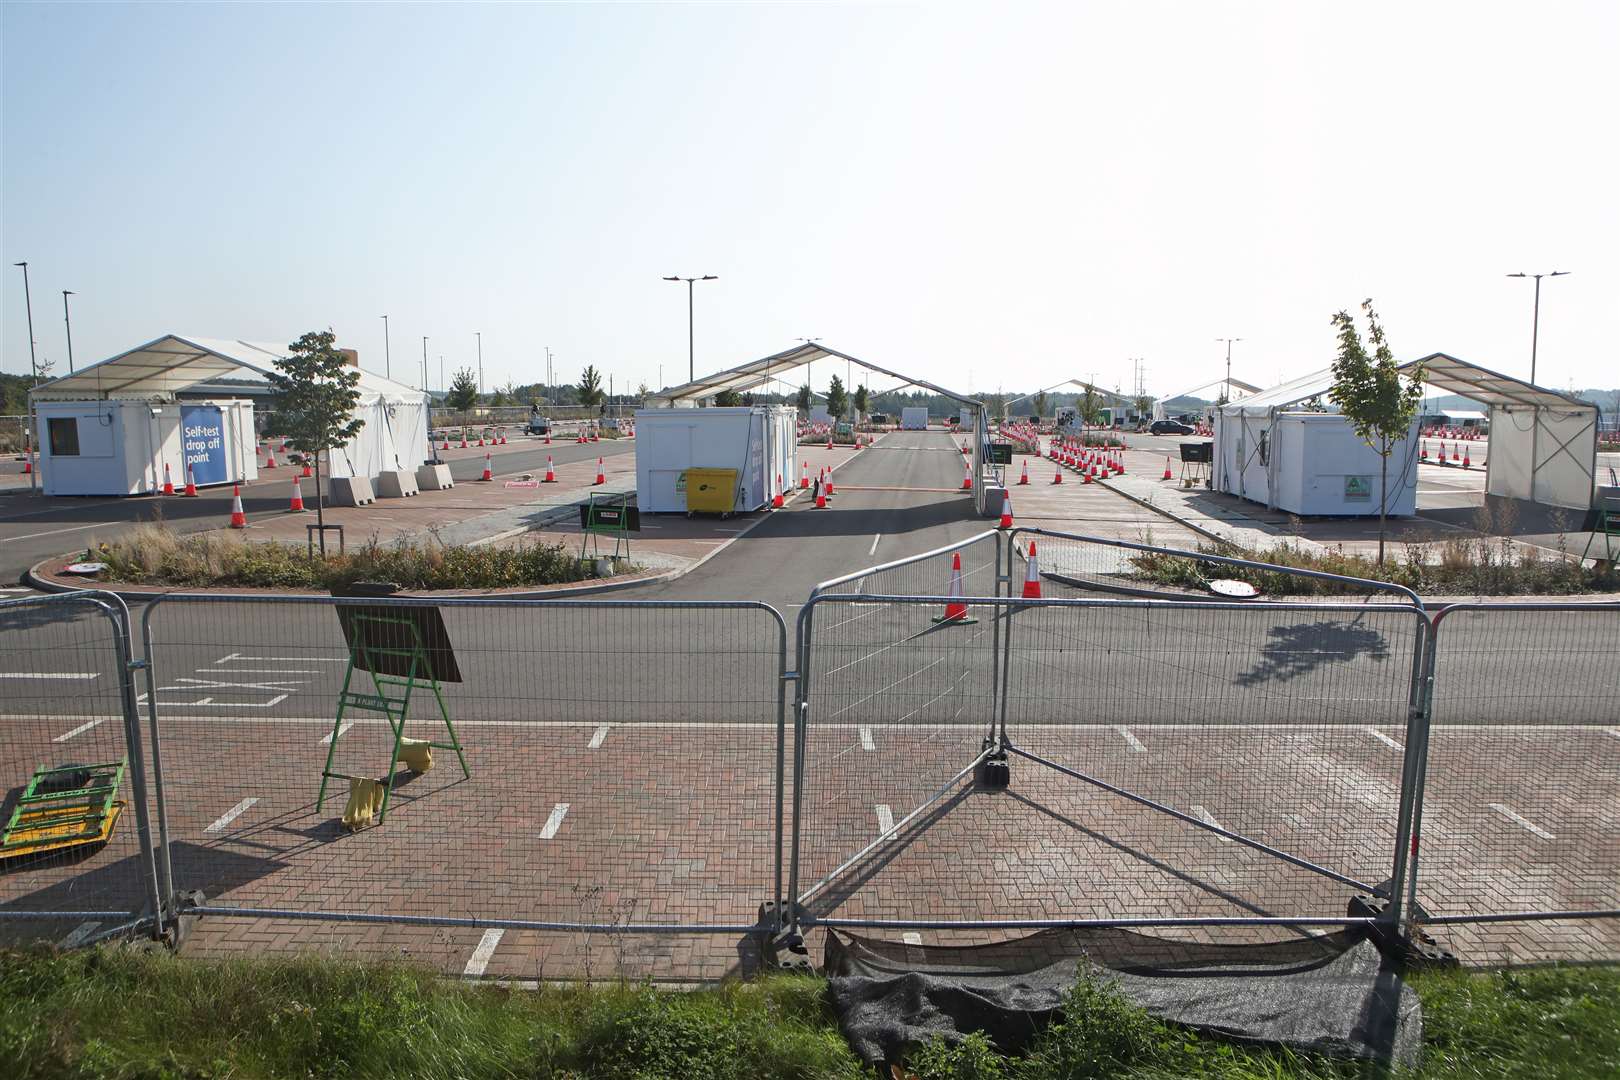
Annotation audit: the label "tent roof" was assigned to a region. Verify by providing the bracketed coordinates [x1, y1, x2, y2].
[1221, 353, 1596, 417]
[647, 341, 980, 409]
[28, 333, 423, 403]
[1159, 375, 1263, 405]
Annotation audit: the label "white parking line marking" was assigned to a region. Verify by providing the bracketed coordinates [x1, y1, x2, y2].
[876, 804, 895, 835]
[539, 803, 570, 839]
[464, 928, 504, 977]
[205, 798, 259, 834]
[589, 725, 610, 749]
[869, 533, 883, 556]
[10, 522, 116, 542]
[1488, 803, 1555, 840]
[320, 722, 353, 745]
[59, 922, 101, 948]
[1605, 728, 1620, 741]
[1115, 726, 1145, 752]
[215, 655, 345, 663]
[902, 932, 922, 946]
[53, 719, 104, 742]
[203, 668, 321, 674]
[0, 672, 99, 680]
[1190, 805, 1233, 841]
[858, 726, 876, 751]
[1365, 727, 1404, 751]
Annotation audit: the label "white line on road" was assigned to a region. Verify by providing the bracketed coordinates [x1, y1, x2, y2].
[858, 726, 876, 751]
[539, 803, 570, 839]
[589, 725, 610, 749]
[1488, 803, 1556, 840]
[876, 804, 895, 835]
[1365, 727, 1404, 751]
[53, 719, 104, 742]
[59, 922, 102, 948]
[869, 533, 882, 556]
[0, 672, 99, 680]
[1115, 726, 1145, 752]
[464, 928, 504, 977]
[902, 932, 922, 946]
[1606, 728, 1620, 741]
[320, 722, 353, 745]
[9, 522, 116, 542]
[205, 798, 259, 834]
[215, 655, 346, 663]
[203, 668, 322, 674]
[1189, 805, 1233, 841]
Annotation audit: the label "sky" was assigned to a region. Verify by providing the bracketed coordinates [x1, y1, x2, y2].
[3, 1, 1617, 401]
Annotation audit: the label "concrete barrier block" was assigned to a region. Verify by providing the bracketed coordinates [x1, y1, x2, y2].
[376, 469, 420, 498]
[415, 463, 455, 491]
[329, 475, 376, 507]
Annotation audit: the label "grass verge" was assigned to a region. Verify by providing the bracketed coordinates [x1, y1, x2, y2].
[3, 947, 1617, 1079]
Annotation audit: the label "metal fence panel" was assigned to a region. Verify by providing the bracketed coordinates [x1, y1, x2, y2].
[812, 530, 1003, 601]
[0, 591, 159, 946]
[140, 595, 787, 981]
[1412, 603, 1620, 964]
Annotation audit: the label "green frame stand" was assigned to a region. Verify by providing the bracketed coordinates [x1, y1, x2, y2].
[317, 613, 470, 824]
[580, 491, 633, 563]
[1581, 496, 1618, 568]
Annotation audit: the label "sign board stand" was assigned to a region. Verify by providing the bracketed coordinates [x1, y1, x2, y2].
[579, 492, 635, 562]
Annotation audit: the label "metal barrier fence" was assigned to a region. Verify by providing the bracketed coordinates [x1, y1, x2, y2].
[0, 591, 161, 947]
[138, 594, 788, 981]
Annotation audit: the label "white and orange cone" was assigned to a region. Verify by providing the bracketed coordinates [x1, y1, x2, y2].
[772, 474, 785, 509]
[264, 447, 277, 469]
[1162, 456, 1173, 480]
[998, 494, 1014, 530]
[543, 455, 557, 482]
[183, 464, 199, 497]
[961, 457, 973, 491]
[1021, 542, 1042, 599]
[288, 476, 306, 512]
[814, 476, 827, 509]
[1052, 465, 1062, 485]
[1462, 446, 1471, 468]
[800, 460, 810, 489]
[301, 460, 313, 478]
[594, 457, 605, 485]
[162, 462, 175, 495]
[825, 468, 835, 497]
[932, 552, 976, 624]
[480, 452, 494, 481]
[1018, 459, 1029, 485]
[228, 484, 247, 527]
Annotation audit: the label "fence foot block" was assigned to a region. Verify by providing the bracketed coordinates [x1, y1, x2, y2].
[1347, 894, 1458, 971]
[758, 901, 815, 972]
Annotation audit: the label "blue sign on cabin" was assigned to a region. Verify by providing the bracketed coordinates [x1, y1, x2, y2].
[180, 405, 228, 485]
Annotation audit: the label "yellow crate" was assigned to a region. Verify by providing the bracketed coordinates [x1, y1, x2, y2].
[684, 468, 738, 514]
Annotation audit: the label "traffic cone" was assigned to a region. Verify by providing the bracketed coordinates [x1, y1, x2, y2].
[814, 478, 827, 509]
[932, 552, 975, 624]
[499, 433, 507, 445]
[772, 474, 785, 509]
[1462, 446, 1471, 468]
[544, 432, 551, 445]
[460, 433, 469, 448]
[1420, 441, 1428, 461]
[1082, 466, 1092, 484]
[591, 428, 600, 443]
[961, 460, 973, 490]
[1052, 466, 1062, 485]
[594, 457, 605, 485]
[183, 464, 198, 496]
[302, 460, 313, 478]
[162, 462, 174, 495]
[826, 435, 834, 450]
[1162, 456, 1173, 480]
[264, 447, 277, 468]
[1021, 542, 1042, 599]
[825, 468, 835, 497]
[543, 455, 556, 482]
[288, 476, 306, 512]
[480, 452, 494, 481]
[800, 461, 810, 489]
[1451, 442, 1460, 462]
[22, 454, 31, 475]
[228, 484, 247, 527]
[441, 438, 451, 451]
[1018, 459, 1029, 485]
[998, 495, 1014, 529]
[477, 434, 485, 447]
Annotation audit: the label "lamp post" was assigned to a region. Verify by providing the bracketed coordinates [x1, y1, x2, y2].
[13, 262, 37, 382]
[421, 336, 429, 394]
[62, 290, 76, 372]
[475, 331, 483, 395]
[380, 314, 391, 379]
[662, 274, 718, 382]
[1506, 271, 1570, 385]
[1215, 337, 1242, 401]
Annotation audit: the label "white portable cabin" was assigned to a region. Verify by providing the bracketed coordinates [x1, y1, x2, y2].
[1214, 406, 1419, 516]
[900, 407, 928, 430]
[634, 405, 798, 513]
[34, 398, 258, 496]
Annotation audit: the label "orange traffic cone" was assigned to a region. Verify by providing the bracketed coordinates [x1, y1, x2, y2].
[499, 433, 507, 445]
[1162, 456, 1173, 480]
[441, 438, 451, 451]
[1018, 460, 1029, 485]
[961, 458, 973, 491]
[932, 552, 975, 624]
[162, 462, 175, 495]
[1462, 446, 1471, 468]
[288, 476, 306, 512]
[591, 428, 600, 443]
[228, 484, 247, 528]
[594, 457, 605, 485]
[1082, 466, 1092, 484]
[1052, 466, 1062, 485]
[302, 460, 313, 478]
[826, 435, 834, 450]
[460, 433, 469, 448]
[1021, 542, 1042, 599]
[477, 435, 485, 447]
[480, 452, 494, 481]
[543, 455, 556, 482]
[264, 447, 277, 469]
[183, 464, 198, 496]
[998, 495, 1014, 529]
[825, 468, 835, 497]
[772, 474, 785, 509]
[22, 454, 31, 474]
[1420, 441, 1428, 461]
[1451, 442, 1461, 462]
[800, 461, 810, 489]
[544, 432, 551, 445]
[814, 478, 827, 508]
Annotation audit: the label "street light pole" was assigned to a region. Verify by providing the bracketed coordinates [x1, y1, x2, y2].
[380, 315, 391, 379]
[662, 274, 718, 382]
[439, 355, 445, 399]
[422, 336, 429, 394]
[1215, 337, 1242, 401]
[13, 262, 38, 382]
[62, 290, 76, 372]
[475, 331, 483, 395]
[1506, 271, 1570, 385]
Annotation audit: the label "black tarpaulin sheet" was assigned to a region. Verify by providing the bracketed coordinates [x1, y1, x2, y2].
[824, 927, 1422, 1068]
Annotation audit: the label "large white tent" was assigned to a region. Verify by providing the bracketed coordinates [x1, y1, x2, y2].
[1214, 353, 1600, 512]
[28, 334, 431, 487]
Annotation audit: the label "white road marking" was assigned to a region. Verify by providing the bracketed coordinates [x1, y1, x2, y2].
[59, 922, 101, 948]
[0, 672, 99, 680]
[53, 719, 104, 742]
[539, 803, 570, 839]
[588, 725, 610, 749]
[1190, 805, 1233, 841]
[869, 533, 883, 556]
[858, 726, 876, 751]
[9, 522, 116, 542]
[902, 932, 922, 946]
[215, 655, 345, 663]
[320, 722, 353, 745]
[1488, 803, 1556, 840]
[1606, 728, 1620, 741]
[1365, 727, 1404, 751]
[876, 804, 895, 835]
[1115, 726, 1145, 752]
[203, 668, 321, 674]
[464, 928, 504, 977]
[205, 797, 259, 834]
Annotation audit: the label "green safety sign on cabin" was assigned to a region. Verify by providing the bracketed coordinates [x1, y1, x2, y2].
[988, 442, 1014, 465]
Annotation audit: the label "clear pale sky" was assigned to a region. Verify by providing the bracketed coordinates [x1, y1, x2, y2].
[4, 1, 1616, 399]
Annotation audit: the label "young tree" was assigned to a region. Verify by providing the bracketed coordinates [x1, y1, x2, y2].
[826, 374, 848, 423]
[796, 383, 811, 415]
[1032, 390, 1048, 422]
[713, 388, 743, 407]
[1078, 384, 1105, 430]
[578, 365, 604, 412]
[1134, 394, 1152, 423]
[1330, 299, 1426, 565]
[446, 367, 479, 413]
[268, 329, 364, 552]
[852, 384, 869, 421]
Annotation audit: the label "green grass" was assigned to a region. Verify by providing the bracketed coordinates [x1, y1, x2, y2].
[1, 947, 1615, 1079]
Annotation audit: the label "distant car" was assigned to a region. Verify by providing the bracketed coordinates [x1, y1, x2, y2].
[1150, 420, 1196, 436]
[869, 413, 889, 425]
